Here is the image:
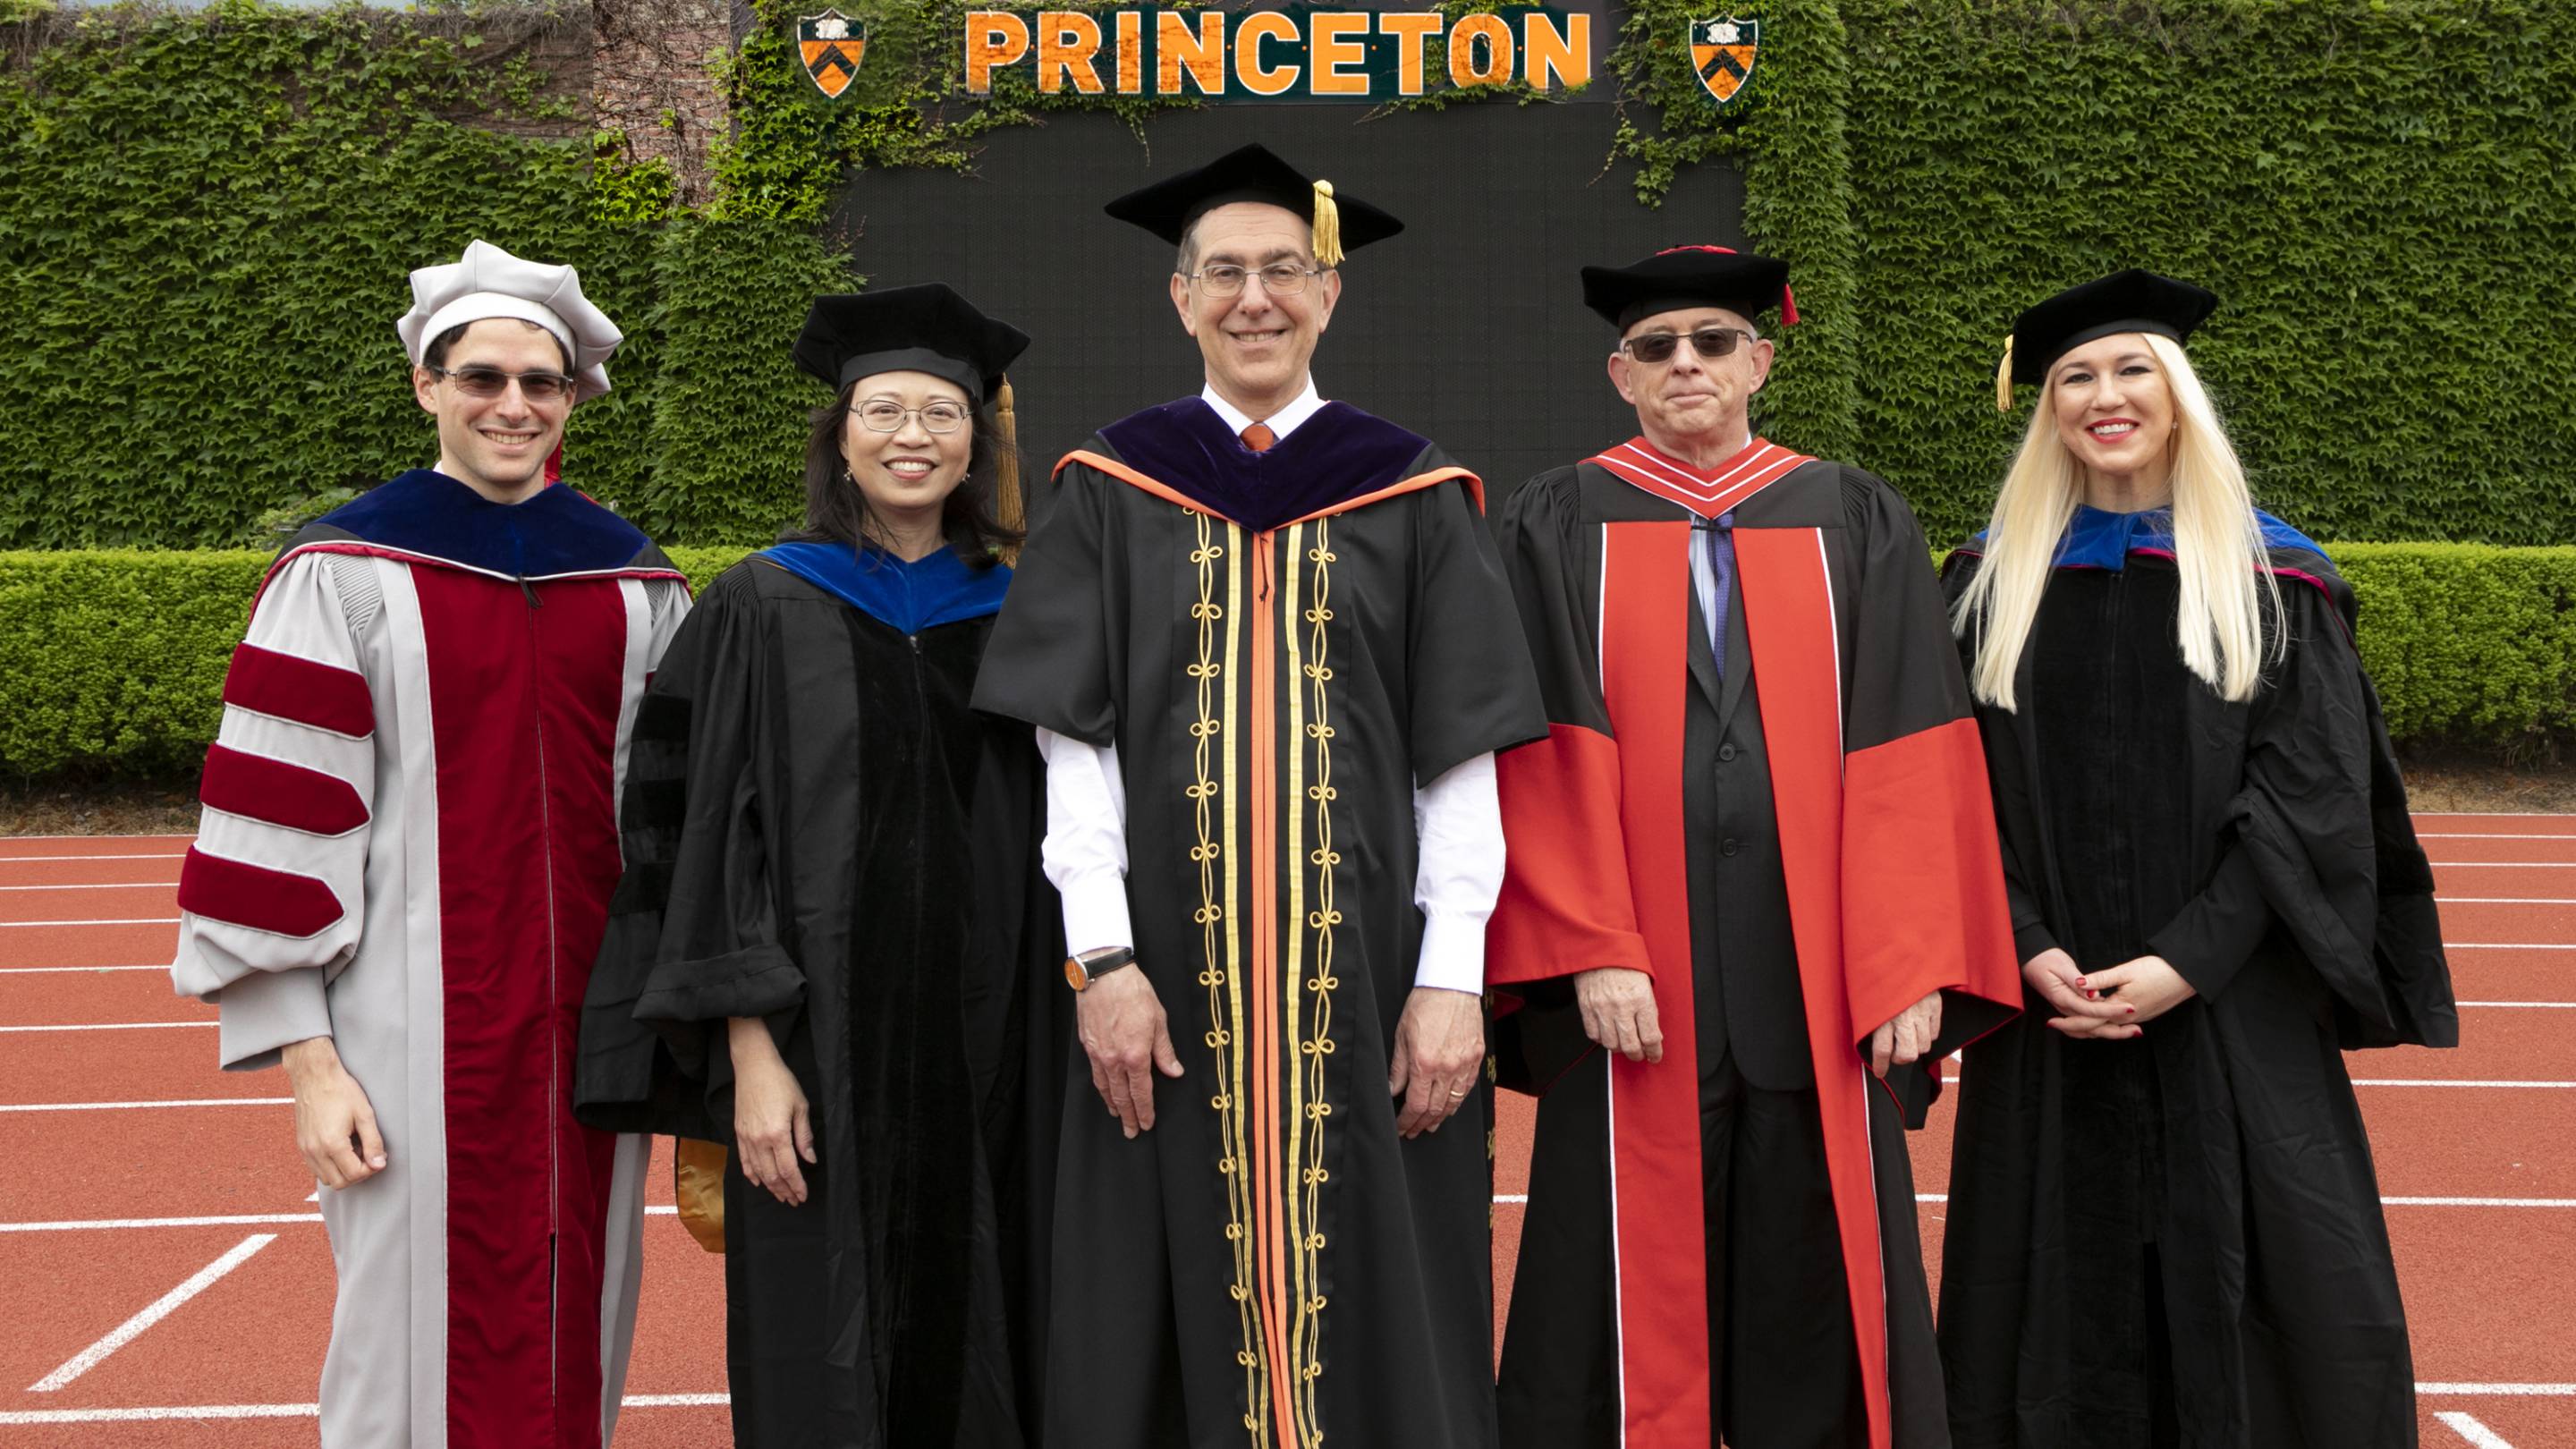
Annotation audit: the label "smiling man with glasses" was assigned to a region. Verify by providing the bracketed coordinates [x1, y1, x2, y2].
[1484, 246, 2021, 1449]
[170, 239, 687, 1448]
[972, 143, 1546, 1447]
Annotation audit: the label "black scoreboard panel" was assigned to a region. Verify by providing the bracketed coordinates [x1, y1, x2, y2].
[830, 98, 1743, 515]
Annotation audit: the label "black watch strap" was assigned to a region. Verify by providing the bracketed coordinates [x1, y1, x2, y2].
[1065, 945, 1138, 991]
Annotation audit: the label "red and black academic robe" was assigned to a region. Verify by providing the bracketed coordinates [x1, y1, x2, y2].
[171, 469, 690, 1448]
[971, 397, 1546, 1449]
[1486, 438, 2021, 1449]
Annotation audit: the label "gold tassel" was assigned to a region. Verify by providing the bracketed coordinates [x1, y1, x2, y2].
[673, 1139, 728, 1254]
[1311, 179, 1343, 269]
[1995, 335, 2016, 413]
[995, 374, 1025, 565]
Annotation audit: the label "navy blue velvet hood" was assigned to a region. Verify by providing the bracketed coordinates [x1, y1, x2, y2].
[297, 470, 664, 579]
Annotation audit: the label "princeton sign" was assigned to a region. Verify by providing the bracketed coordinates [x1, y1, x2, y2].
[962, 5, 1597, 100]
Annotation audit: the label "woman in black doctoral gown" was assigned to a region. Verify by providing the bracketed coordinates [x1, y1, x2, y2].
[1937, 271, 2457, 1449]
[575, 284, 1065, 1447]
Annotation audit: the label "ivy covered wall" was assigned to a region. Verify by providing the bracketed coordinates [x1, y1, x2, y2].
[0, 4, 670, 547]
[0, 0, 2568, 552]
[1836, 0, 2576, 549]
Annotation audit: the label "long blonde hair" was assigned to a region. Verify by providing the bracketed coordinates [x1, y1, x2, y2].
[1951, 334, 2282, 710]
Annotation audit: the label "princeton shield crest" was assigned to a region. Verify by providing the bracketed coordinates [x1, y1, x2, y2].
[1690, 17, 1758, 103]
[798, 9, 867, 99]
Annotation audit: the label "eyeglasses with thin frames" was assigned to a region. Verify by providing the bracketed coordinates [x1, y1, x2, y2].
[851, 400, 970, 434]
[1618, 327, 1759, 365]
[1183, 261, 1326, 297]
[428, 364, 576, 402]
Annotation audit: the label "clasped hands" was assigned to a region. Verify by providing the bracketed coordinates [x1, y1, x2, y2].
[1073, 960, 1484, 1140]
[1573, 968, 1947, 1080]
[2023, 947, 2192, 1039]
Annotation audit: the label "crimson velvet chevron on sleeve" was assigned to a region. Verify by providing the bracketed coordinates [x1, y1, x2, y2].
[1488, 440, 2021, 1449]
[170, 470, 690, 1449]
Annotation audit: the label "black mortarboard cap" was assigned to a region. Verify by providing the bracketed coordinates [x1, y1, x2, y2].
[1101, 143, 1402, 267]
[792, 283, 1030, 408]
[1580, 245, 1800, 332]
[1999, 268, 2218, 409]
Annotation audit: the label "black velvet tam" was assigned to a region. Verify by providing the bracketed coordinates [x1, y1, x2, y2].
[792, 283, 1030, 404]
[1100, 141, 1402, 250]
[2007, 269, 2217, 386]
[1580, 244, 1792, 330]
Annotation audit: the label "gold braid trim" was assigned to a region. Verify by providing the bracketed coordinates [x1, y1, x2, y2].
[1189, 513, 1266, 1443]
[1293, 519, 1341, 1443]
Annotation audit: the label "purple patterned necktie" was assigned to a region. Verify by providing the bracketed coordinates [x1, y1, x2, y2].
[1700, 513, 1735, 679]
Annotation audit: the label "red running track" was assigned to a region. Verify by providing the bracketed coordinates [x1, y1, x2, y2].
[2, 823, 2570, 1446]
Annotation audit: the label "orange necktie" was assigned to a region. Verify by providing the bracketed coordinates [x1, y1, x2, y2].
[1241, 422, 1276, 453]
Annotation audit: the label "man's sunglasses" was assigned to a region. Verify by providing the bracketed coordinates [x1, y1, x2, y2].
[428, 365, 576, 402]
[1618, 327, 1758, 365]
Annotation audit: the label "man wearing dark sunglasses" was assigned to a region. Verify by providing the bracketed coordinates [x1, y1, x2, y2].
[171, 239, 686, 1447]
[1484, 246, 2021, 1449]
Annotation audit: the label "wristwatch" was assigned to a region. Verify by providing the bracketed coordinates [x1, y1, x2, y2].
[1064, 945, 1138, 992]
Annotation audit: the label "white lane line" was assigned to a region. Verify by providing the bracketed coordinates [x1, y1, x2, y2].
[2383, 1197, 2576, 1208]
[1942, 1072, 2576, 1089]
[0, 852, 189, 862]
[2423, 833, 2576, 840]
[0, 1214, 323, 1233]
[2420, 1385, 2576, 1396]
[2439, 898, 2576, 905]
[0, 964, 169, 974]
[1947, 1062, 2576, 1082]
[2429, 863, 2576, 869]
[0, 1098, 289, 1113]
[0, 1021, 211, 1033]
[0, 917, 180, 928]
[28, 1233, 276, 1392]
[2353, 1080, 2576, 1089]
[0, 1405, 317, 1424]
[1904, 1194, 2574, 1208]
[0, 1394, 734, 1425]
[2462, 1001, 2576, 1008]
[2418, 812, 2576, 820]
[2444, 943, 2576, 950]
[0, 1207, 679, 1232]
[2437, 1411, 2516, 1449]
[0, 883, 179, 892]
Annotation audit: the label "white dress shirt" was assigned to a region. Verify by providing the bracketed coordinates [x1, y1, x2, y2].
[1034, 378, 1505, 995]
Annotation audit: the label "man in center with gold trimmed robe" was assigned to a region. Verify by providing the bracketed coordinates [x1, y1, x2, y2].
[972, 144, 1546, 1447]
[1486, 247, 2023, 1449]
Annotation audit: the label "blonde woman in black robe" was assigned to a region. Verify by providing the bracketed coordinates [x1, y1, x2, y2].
[1938, 270, 2456, 1449]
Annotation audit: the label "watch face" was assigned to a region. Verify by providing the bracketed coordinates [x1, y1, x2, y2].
[1063, 959, 1088, 990]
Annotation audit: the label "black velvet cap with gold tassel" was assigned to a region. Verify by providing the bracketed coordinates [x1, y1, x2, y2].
[1102, 142, 1402, 266]
[994, 374, 1025, 565]
[792, 283, 1029, 409]
[1996, 268, 2217, 411]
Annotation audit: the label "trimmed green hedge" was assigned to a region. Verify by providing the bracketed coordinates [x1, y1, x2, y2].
[2335, 544, 2576, 750]
[3, 543, 2568, 781]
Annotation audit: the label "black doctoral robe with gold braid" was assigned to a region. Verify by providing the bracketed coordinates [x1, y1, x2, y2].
[971, 397, 1546, 1449]
[1485, 439, 2024, 1449]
